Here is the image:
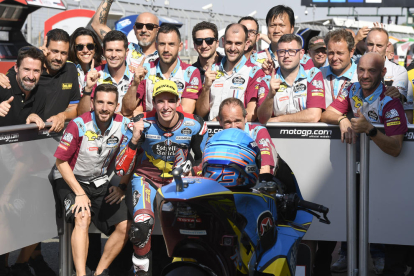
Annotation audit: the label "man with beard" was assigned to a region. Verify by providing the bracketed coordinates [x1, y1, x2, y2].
[77, 31, 135, 116]
[191, 21, 223, 83]
[195, 23, 268, 121]
[92, 0, 159, 65]
[0, 29, 80, 133]
[122, 24, 202, 115]
[0, 46, 45, 129]
[115, 79, 208, 275]
[53, 84, 132, 276]
[238, 16, 260, 64]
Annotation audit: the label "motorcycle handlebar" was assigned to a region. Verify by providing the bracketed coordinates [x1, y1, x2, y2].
[297, 199, 329, 214]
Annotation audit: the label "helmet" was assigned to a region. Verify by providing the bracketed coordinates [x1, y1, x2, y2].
[202, 128, 261, 188]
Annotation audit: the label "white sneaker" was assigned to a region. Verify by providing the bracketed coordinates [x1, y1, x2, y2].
[331, 255, 347, 273]
[372, 257, 384, 275]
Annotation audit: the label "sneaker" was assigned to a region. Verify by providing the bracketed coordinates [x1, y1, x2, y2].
[372, 257, 384, 275]
[10, 263, 34, 276]
[331, 255, 347, 273]
[28, 255, 56, 276]
[94, 269, 110, 276]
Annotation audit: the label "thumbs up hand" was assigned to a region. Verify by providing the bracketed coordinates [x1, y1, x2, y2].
[203, 59, 217, 88]
[351, 108, 373, 134]
[0, 96, 14, 117]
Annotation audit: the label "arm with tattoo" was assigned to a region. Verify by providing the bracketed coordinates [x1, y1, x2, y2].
[91, 0, 114, 41]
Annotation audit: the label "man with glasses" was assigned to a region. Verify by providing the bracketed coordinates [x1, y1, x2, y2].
[195, 23, 268, 121]
[122, 24, 202, 115]
[92, 0, 159, 65]
[257, 34, 325, 123]
[191, 21, 223, 83]
[238, 16, 260, 64]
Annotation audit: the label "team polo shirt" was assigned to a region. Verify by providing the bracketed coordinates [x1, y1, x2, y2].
[331, 83, 408, 136]
[127, 42, 158, 67]
[254, 45, 315, 72]
[192, 52, 224, 83]
[384, 58, 413, 111]
[320, 61, 358, 107]
[53, 112, 130, 183]
[90, 63, 134, 113]
[136, 58, 202, 112]
[76, 63, 86, 96]
[258, 65, 326, 117]
[209, 55, 267, 120]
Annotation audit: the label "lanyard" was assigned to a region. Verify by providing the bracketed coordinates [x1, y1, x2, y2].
[330, 76, 350, 100]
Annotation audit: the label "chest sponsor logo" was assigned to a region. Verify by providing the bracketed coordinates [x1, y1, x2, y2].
[145, 134, 161, 140]
[294, 83, 306, 92]
[278, 84, 287, 92]
[98, 78, 113, 85]
[62, 83, 73, 90]
[311, 80, 323, 89]
[190, 77, 199, 86]
[131, 50, 142, 59]
[148, 75, 162, 84]
[152, 141, 186, 156]
[214, 83, 223, 88]
[181, 127, 192, 135]
[385, 109, 399, 119]
[184, 121, 195, 126]
[88, 147, 99, 151]
[232, 76, 245, 85]
[279, 96, 289, 102]
[107, 135, 119, 145]
[216, 71, 224, 79]
[175, 81, 184, 91]
[352, 95, 363, 108]
[176, 136, 191, 140]
[63, 132, 73, 143]
[85, 130, 99, 141]
[230, 86, 245, 90]
[163, 132, 174, 138]
[368, 110, 378, 121]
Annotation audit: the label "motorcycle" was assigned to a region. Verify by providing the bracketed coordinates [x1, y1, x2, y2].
[155, 161, 330, 276]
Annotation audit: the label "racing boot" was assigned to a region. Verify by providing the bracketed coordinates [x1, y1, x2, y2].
[132, 251, 152, 276]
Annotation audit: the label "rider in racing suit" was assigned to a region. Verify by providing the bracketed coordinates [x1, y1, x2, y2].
[115, 80, 208, 275]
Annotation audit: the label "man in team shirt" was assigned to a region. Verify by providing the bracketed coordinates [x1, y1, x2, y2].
[92, 0, 159, 65]
[122, 24, 202, 115]
[195, 23, 268, 121]
[257, 34, 325, 123]
[238, 16, 260, 64]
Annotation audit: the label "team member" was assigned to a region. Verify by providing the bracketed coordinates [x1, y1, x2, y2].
[115, 80, 208, 275]
[123, 24, 202, 115]
[257, 34, 325, 124]
[92, 0, 159, 65]
[255, 5, 314, 71]
[0, 29, 80, 133]
[365, 27, 413, 122]
[195, 23, 268, 121]
[386, 43, 395, 62]
[0, 46, 45, 129]
[238, 16, 260, 64]
[77, 31, 134, 115]
[308, 36, 327, 69]
[408, 62, 414, 124]
[191, 21, 223, 83]
[54, 84, 131, 276]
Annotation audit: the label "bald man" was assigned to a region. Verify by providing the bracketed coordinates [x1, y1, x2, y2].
[195, 23, 268, 121]
[92, 0, 159, 65]
[365, 28, 413, 122]
[386, 43, 395, 62]
[321, 52, 407, 156]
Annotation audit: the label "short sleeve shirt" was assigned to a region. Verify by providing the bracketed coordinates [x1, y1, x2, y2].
[136, 58, 202, 112]
[258, 65, 326, 117]
[126, 42, 159, 67]
[330, 83, 408, 136]
[384, 58, 413, 111]
[209, 55, 267, 120]
[76, 63, 86, 96]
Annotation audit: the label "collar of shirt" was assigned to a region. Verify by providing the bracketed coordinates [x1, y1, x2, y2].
[101, 62, 132, 83]
[194, 51, 223, 73]
[91, 111, 114, 136]
[267, 45, 277, 61]
[326, 60, 357, 80]
[219, 55, 247, 74]
[156, 58, 181, 79]
[249, 52, 258, 64]
[276, 64, 307, 84]
[357, 83, 385, 104]
[132, 43, 158, 57]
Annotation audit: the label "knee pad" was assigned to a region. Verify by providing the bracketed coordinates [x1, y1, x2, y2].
[132, 251, 152, 275]
[130, 213, 154, 248]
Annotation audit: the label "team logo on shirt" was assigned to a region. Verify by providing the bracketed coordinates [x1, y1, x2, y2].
[232, 76, 245, 85]
[63, 132, 73, 143]
[294, 83, 306, 92]
[107, 135, 120, 145]
[62, 83, 73, 90]
[368, 110, 379, 122]
[190, 78, 199, 86]
[385, 109, 399, 119]
[131, 50, 143, 59]
[216, 71, 224, 79]
[352, 95, 363, 108]
[175, 81, 184, 91]
[311, 80, 323, 89]
[181, 128, 192, 135]
[148, 75, 162, 84]
[85, 130, 99, 141]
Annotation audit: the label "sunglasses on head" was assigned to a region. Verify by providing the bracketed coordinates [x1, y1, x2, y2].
[194, 37, 216, 46]
[135, 23, 159, 30]
[75, 43, 95, 52]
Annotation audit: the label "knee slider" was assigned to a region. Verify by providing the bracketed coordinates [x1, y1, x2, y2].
[130, 214, 154, 248]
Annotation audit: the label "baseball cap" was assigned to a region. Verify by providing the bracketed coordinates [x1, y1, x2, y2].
[309, 36, 326, 51]
[152, 79, 179, 98]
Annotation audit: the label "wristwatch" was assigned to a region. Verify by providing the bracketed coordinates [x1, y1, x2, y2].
[366, 127, 378, 137]
[118, 183, 127, 191]
[83, 88, 92, 96]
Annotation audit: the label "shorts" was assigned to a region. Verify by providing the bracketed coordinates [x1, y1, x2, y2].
[55, 178, 130, 236]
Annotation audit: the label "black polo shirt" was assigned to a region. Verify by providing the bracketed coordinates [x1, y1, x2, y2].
[0, 74, 46, 127]
[7, 61, 80, 119]
[192, 52, 224, 83]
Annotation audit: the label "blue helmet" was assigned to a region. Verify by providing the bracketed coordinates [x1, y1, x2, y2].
[202, 128, 261, 188]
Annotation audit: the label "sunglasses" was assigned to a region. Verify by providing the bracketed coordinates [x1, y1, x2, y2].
[135, 23, 159, 30]
[194, 37, 216, 46]
[75, 43, 95, 52]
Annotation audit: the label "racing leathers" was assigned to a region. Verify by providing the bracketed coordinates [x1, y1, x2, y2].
[115, 111, 208, 275]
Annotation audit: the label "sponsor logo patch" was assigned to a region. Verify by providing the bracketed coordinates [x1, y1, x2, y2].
[311, 80, 323, 89]
[85, 131, 98, 141]
[385, 109, 399, 119]
[232, 76, 245, 85]
[145, 134, 161, 140]
[63, 132, 73, 143]
[176, 136, 191, 140]
[184, 121, 195, 126]
[214, 83, 223, 87]
[58, 144, 68, 151]
[312, 92, 324, 97]
[190, 77, 199, 86]
[62, 83, 73, 90]
[368, 110, 379, 121]
[387, 121, 401, 126]
[187, 88, 198, 93]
